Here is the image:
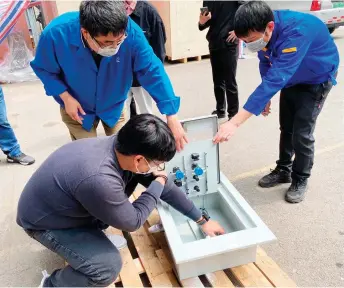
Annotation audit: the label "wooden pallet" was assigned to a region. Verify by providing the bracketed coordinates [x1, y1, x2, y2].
[167, 54, 210, 64]
[105, 191, 297, 288]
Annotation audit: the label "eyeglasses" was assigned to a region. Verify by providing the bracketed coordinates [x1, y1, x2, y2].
[92, 33, 127, 49]
[151, 161, 166, 172]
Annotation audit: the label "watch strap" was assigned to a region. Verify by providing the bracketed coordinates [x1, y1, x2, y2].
[196, 216, 209, 226]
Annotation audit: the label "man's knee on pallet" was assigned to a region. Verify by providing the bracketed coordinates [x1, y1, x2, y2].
[88, 250, 123, 286]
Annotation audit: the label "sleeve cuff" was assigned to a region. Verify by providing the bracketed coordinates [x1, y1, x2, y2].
[46, 80, 68, 97]
[156, 97, 180, 116]
[185, 205, 202, 222]
[243, 101, 264, 116]
[145, 180, 164, 198]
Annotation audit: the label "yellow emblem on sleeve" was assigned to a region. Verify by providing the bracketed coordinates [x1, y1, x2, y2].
[282, 47, 297, 53]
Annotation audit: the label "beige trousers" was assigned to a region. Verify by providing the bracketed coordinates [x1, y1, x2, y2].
[60, 107, 128, 141]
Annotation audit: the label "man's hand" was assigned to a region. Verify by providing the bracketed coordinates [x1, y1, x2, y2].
[199, 11, 211, 25]
[213, 109, 253, 144]
[212, 121, 238, 144]
[201, 219, 225, 237]
[226, 31, 237, 43]
[153, 170, 167, 178]
[60, 91, 86, 124]
[166, 115, 188, 152]
[261, 100, 271, 117]
[153, 171, 168, 185]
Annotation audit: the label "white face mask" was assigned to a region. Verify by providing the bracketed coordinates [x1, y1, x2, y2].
[91, 35, 126, 57]
[95, 42, 122, 57]
[246, 28, 270, 53]
[246, 36, 268, 53]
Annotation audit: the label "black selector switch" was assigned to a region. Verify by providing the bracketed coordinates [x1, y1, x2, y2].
[173, 167, 180, 173]
[191, 153, 200, 161]
[194, 185, 200, 192]
[191, 163, 198, 170]
[174, 180, 182, 187]
[193, 175, 199, 181]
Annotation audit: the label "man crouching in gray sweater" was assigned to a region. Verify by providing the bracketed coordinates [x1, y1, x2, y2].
[17, 114, 224, 287]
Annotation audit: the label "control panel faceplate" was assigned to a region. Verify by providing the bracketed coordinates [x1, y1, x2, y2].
[166, 116, 220, 197]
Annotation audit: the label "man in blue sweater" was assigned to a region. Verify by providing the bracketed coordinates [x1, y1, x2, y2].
[17, 114, 224, 287]
[213, 1, 339, 203]
[31, 1, 187, 151]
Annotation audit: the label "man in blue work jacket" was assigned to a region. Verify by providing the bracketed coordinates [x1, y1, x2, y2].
[213, 1, 339, 203]
[30, 1, 187, 151]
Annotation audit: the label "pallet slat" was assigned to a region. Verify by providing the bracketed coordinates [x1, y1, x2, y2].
[130, 226, 173, 287]
[181, 277, 205, 287]
[107, 228, 143, 287]
[205, 271, 235, 287]
[156, 249, 173, 272]
[255, 247, 297, 287]
[231, 263, 273, 287]
[167, 55, 209, 64]
[155, 249, 180, 287]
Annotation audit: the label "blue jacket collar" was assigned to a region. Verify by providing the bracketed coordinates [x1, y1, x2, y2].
[70, 21, 84, 48]
[267, 11, 280, 49]
[68, 22, 98, 72]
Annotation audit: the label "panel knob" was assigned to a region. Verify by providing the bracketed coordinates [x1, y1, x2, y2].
[191, 153, 200, 161]
[175, 170, 185, 180]
[194, 186, 200, 192]
[194, 166, 204, 176]
[174, 180, 183, 187]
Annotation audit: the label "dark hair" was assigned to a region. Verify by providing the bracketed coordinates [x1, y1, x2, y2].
[79, 0, 128, 37]
[234, 1, 274, 38]
[115, 114, 176, 162]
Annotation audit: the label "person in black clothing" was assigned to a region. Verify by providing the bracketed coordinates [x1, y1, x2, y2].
[199, 1, 244, 120]
[125, 0, 167, 118]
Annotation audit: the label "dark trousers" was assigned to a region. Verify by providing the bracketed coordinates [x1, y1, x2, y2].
[209, 45, 239, 118]
[26, 228, 122, 287]
[129, 97, 137, 119]
[24, 174, 154, 287]
[277, 80, 334, 180]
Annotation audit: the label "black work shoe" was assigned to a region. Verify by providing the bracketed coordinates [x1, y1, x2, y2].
[258, 167, 292, 188]
[7, 153, 35, 165]
[285, 179, 308, 203]
[211, 110, 226, 119]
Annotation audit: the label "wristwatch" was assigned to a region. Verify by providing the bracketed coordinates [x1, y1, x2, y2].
[196, 212, 210, 226]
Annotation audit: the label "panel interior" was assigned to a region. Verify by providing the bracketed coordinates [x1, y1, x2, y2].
[169, 191, 257, 244]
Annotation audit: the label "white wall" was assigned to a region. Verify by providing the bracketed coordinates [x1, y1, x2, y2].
[55, 1, 81, 15]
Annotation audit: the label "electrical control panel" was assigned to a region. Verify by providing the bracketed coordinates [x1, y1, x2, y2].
[158, 115, 277, 280]
[166, 115, 220, 197]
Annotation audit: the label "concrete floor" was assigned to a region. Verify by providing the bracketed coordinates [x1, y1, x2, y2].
[1, 28, 344, 286]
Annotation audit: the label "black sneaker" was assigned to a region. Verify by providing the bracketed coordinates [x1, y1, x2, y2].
[211, 110, 226, 119]
[7, 153, 35, 165]
[258, 167, 292, 188]
[285, 178, 308, 203]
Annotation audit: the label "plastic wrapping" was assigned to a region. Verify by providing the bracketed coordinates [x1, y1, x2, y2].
[0, 30, 37, 84]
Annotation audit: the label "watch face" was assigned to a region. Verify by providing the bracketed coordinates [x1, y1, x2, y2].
[202, 213, 210, 221]
[202, 210, 210, 221]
